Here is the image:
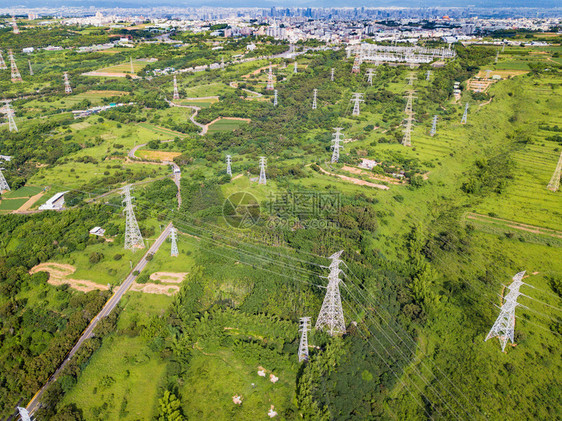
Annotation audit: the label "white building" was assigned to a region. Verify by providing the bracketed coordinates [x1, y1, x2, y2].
[39, 191, 69, 210]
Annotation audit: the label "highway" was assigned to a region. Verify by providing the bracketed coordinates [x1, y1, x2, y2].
[26, 222, 173, 415]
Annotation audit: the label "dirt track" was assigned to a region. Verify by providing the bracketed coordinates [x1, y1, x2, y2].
[318, 167, 390, 190]
[30, 263, 109, 292]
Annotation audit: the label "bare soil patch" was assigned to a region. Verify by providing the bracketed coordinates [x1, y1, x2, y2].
[29, 263, 109, 292]
[136, 150, 182, 161]
[150, 272, 188, 283]
[15, 192, 44, 212]
[130, 283, 180, 295]
[318, 167, 390, 190]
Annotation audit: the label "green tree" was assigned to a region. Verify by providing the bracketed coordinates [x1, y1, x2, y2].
[158, 390, 185, 421]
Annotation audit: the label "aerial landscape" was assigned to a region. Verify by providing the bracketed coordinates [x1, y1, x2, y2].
[0, 3, 561, 420]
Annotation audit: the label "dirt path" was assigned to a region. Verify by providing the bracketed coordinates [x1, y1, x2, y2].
[30, 262, 109, 293]
[241, 64, 279, 79]
[341, 165, 402, 185]
[318, 167, 390, 190]
[14, 192, 44, 213]
[466, 213, 562, 239]
[150, 271, 188, 283]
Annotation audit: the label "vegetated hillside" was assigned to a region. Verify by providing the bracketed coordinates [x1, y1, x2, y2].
[0, 28, 560, 420]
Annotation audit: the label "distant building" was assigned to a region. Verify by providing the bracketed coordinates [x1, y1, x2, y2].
[22, 47, 35, 54]
[89, 226, 106, 236]
[0, 155, 12, 162]
[358, 158, 379, 170]
[39, 191, 69, 210]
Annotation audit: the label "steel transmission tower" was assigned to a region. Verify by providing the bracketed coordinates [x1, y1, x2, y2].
[350, 93, 364, 116]
[173, 75, 179, 100]
[547, 151, 562, 192]
[122, 185, 144, 251]
[0, 51, 6, 69]
[351, 54, 361, 74]
[266, 64, 274, 90]
[9, 50, 22, 82]
[273, 89, 278, 107]
[430, 115, 438, 136]
[0, 168, 11, 191]
[331, 128, 344, 163]
[64, 72, 72, 94]
[226, 155, 232, 177]
[330, 67, 335, 81]
[221, 55, 225, 70]
[461, 102, 469, 124]
[426, 70, 431, 81]
[315, 250, 346, 336]
[485, 271, 527, 352]
[5, 102, 18, 132]
[170, 227, 179, 257]
[17, 407, 30, 421]
[294, 61, 298, 74]
[258, 157, 267, 185]
[402, 90, 417, 147]
[366, 68, 375, 85]
[312, 89, 317, 110]
[495, 50, 499, 63]
[406, 72, 416, 86]
[28, 60, 33, 76]
[298, 317, 311, 362]
[11, 16, 19, 34]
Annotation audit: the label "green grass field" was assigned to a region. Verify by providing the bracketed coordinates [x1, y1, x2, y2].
[96, 60, 147, 74]
[182, 82, 234, 97]
[2, 185, 43, 198]
[61, 293, 171, 420]
[207, 119, 249, 134]
[0, 198, 28, 211]
[176, 98, 218, 108]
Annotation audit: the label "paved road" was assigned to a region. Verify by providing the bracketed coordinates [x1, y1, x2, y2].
[26, 222, 173, 415]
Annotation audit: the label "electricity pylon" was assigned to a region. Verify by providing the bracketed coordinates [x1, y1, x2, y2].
[64, 72, 72, 94]
[170, 227, 179, 257]
[485, 271, 527, 352]
[547, 151, 562, 192]
[122, 185, 144, 251]
[266, 64, 274, 90]
[221, 55, 225, 70]
[173, 75, 179, 100]
[366, 68, 375, 85]
[294, 61, 298, 74]
[9, 50, 22, 82]
[430, 115, 438, 137]
[406, 72, 416, 86]
[5, 102, 18, 132]
[259, 157, 267, 185]
[330, 67, 334, 81]
[226, 155, 232, 177]
[0, 51, 6, 69]
[315, 250, 346, 336]
[0, 168, 11, 191]
[402, 90, 416, 147]
[130, 56, 134, 74]
[28, 60, 33, 76]
[17, 407, 30, 421]
[298, 317, 311, 362]
[273, 89, 278, 107]
[461, 102, 469, 124]
[350, 93, 364, 116]
[312, 89, 317, 110]
[331, 128, 344, 163]
[426, 70, 431, 81]
[11, 16, 19, 35]
[495, 50, 499, 63]
[351, 54, 361, 74]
